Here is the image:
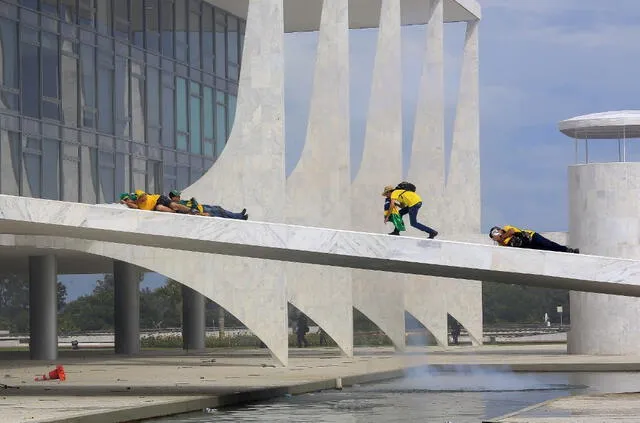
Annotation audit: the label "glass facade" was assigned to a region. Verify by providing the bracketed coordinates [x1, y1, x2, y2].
[0, 0, 244, 203]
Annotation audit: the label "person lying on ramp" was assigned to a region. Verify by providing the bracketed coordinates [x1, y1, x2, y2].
[489, 225, 579, 253]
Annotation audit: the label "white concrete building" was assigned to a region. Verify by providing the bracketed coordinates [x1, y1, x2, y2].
[0, 0, 482, 365]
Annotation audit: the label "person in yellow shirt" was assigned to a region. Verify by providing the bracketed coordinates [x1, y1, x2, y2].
[489, 225, 579, 253]
[382, 184, 438, 239]
[130, 189, 193, 213]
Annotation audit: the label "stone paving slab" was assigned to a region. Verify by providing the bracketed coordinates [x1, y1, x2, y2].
[3, 344, 640, 422]
[491, 392, 640, 423]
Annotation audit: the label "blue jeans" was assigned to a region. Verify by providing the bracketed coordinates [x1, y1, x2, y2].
[528, 233, 569, 252]
[399, 202, 437, 236]
[202, 205, 245, 220]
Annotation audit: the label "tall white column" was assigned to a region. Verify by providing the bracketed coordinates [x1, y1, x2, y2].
[351, 0, 405, 351]
[182, 0, 289, 366]
[442, 19, 483, 345]
[445, 19, 480, 234]
[285, 0, 353, 357]
[569, 163, 640, 355]
[29, 255, 58, 360]
[404, 0, 448, 347]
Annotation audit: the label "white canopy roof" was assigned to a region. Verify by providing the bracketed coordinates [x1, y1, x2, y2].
[558, 110, 640, 140]
[207, 0, 481, 32]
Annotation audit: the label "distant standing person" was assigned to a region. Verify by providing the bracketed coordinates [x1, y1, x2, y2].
[382, 183, 438, 239]
[296, 313, 309, 348]
[489, 225, 579, 253]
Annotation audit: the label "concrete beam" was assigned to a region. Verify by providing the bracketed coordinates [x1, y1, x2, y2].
[0, 196, 639, 297]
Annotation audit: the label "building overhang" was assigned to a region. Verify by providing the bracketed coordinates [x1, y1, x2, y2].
[207, 0, 481, 32]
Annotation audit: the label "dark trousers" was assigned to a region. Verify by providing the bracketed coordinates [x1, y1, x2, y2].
[399, 202, 437, 236]
[296, 332, 308, 348]
[203, 205, 244, 220]
[528, 233, 569, 252]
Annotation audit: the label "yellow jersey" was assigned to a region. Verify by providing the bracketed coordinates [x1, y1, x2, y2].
[137, 194, 160, 211]
[502, 225, 535, 246]
[390, 189, 422, 208]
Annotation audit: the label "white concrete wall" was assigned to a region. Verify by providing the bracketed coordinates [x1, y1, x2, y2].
[285, 0, 353, 357]
[351, 0, 405, 351]
[404, 1, 484, 347]
[568, 162, 640, 355]
[442, 19, 482, 345]
[404, 0, 447, 347]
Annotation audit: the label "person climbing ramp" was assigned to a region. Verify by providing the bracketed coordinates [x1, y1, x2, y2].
[382, 183, 438, 239]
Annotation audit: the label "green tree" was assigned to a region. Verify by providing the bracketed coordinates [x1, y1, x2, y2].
[483, 281, 569, 324]
[59, 274, 115, 332]
[0, 274, 67, 333]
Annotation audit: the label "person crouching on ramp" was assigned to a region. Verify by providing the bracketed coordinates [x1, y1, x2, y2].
[382, 184, 438, 239]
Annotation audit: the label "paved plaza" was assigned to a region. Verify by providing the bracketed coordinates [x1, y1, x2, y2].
[2, 344, 640, 422]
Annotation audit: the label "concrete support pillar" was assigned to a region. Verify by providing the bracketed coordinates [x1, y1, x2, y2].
[568, 163, 640, 355]
[181, 285, 206, 351]
[113, 261, 140, 355]
[29, 255, 58, 360]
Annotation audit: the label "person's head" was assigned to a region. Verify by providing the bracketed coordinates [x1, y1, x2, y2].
[135, 189, 147, 203]
[381, 185, 395, 197]
[489, 226, 504, 241]
[169, 190, 181, 201]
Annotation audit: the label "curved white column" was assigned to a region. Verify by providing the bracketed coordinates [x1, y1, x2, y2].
[183, 0, 289, 365]
[351, 0, 405, 351]
[285, 0, 353, 357]
[404, 0, 448, 347]
[443, 19, 482, 345]
[569, 163, 640, 355]
[445, 19, 480, 234]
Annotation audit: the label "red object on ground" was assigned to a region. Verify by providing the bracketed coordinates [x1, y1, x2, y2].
[34, 365, 66, 381]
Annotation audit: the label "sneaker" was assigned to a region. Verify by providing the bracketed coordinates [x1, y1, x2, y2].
[241, 208, 247, 215]
[570, 248, 580, 254]
[388, 230, 400, 236]
[428, 231, 438, 239]
[242, 214, 249, 220]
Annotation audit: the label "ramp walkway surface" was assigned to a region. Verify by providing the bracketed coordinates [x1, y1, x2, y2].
[0, 195, 638, 296]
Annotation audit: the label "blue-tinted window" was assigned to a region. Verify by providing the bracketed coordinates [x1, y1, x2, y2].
[190, 94, 201, 154]
[203, 86, 213, 138]
[176, 77, 188, 150]
[174, 1, 187, 61]
[162, 85, 174, 147]
[24, 147, 42, 198]
[115, 152, 127, 194]
[42, 33, 60, 99]
[0, 19, 19, 89]
[114, 0, 130, 39]
[145, 0, 160, 52]
[42, 138, 60, 200]
[131, 0, 144, 48]
[21, 43, 40, 118]
[227, 94, 236, 138]
[215, 22, 225, 77]
[80, 44, 95, 108]
[202, 5, 214, 73]
[189, 9, 200, 68]
[97, 65, 114, 133]
[160, 0, 174, 56]
[147, 67, 160, 126]
[96, 0, 113, 35]
[215, 98, 226, 156]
